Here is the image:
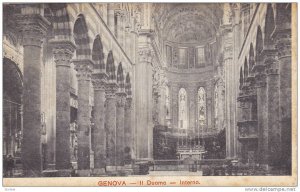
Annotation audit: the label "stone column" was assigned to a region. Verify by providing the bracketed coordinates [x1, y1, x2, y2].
[91, 73, 107, 174]
[17, 14, 50, 176]
[116, 91, 126, 167]
[206, 82, 213, 129]
[73, 59, 93, 172]
[135, 46, 154, 159]
[273, 25, 291, 172]
[221, 23, 235, 158]
[158, 85, 166, 126]
[171, 84, 179, 129]
[262, 49, 281, 167]
[50, 40, 75, 170]
[124, 97, 132, 163]
[254, 64, 268, 167]
[188, 86, 196, 131]
[105, 82, 118, 168]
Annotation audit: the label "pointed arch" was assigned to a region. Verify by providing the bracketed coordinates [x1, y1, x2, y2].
[197, 87, 206, 126]
[106, 50, 116, 82]
[265, 4, 275, 47]
[117, 62, 125, 92]
[255, 26, 263, 61]
[73, 14, 91, 59]
[3, 58, 23, 103]
[178, 88, 188, 129]
[50, 3, 72, 40]
[92, 35, 105, 71]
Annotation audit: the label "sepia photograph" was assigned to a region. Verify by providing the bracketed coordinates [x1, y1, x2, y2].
[1, 2, 298, 188]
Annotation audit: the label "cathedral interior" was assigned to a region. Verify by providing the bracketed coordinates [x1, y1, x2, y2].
[3, 3, 292, 177]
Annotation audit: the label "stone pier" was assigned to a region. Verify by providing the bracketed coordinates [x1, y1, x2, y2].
[50, 40, 75, 171]
[105, 82, 118, 170]
[17, 14, 50, 176]
[92, 73, 107, 174]
[254, 63, 268, 167]
[116, 92, 126, 167]
[73, 59, 94, 173]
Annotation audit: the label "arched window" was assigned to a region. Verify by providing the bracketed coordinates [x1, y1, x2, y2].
[198, 87, 206, 126]
[178, 88, 187, 129]
[165, 86, 171, 119]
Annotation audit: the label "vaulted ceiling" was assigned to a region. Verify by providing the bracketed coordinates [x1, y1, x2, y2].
[152, 3, 224, 43]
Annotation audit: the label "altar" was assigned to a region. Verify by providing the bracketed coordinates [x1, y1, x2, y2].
[177, 145, 206, 160]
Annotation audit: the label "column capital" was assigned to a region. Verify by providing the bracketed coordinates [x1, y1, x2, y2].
[261, 49, 279, 76]
[116, 92, 127, 107]
[125, 97, 132, 109]
[50, 39, 76, 67]
[92, 73, 108, 91]
[16, 14, 51, 47]
[115, 9, 126, 18]
[254, 72, 267, 88]
[106, 82, 119, 98]
[272, 27, 291, 58]
[73, 59, 94, 81]
[220, 23, 233, 35]
[138, 47, 154, 64]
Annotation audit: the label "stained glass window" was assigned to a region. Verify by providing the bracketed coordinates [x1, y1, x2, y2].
[197, 47, 205, 67]
[165, 86, 171, 119]
[198, 87, 206, 126]
[166, 45, 172, 66]
[178, 88, 187, 129]
[179, 48, 187, 67]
